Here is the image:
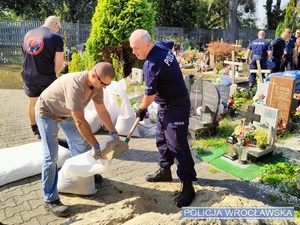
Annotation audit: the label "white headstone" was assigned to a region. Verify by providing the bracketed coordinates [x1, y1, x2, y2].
[131, 68, 143, 83]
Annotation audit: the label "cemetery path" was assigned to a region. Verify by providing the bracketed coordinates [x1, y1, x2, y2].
[0, 89, 299, 225]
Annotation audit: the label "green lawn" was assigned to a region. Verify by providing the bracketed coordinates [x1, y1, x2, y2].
[0, 64, 23, 89]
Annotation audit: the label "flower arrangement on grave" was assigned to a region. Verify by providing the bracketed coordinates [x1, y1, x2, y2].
[251, 128, 268, 148]
[295, 106, 300, 118]
[232, 124, 255, 146]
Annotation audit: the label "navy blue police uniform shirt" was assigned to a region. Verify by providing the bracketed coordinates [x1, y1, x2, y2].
[143, 40, 188, 105]
[21, 26, 64, 87]
[271, 37, 285, 58]
[284, 39, 295, 56]
[248, 38, 272, 58]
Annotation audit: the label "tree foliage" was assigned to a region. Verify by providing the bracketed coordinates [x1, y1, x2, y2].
[275, 0, 297, 37]
[0, 0, 97, 23]
[153, 0, 195, 32]
[86, 0, 156, 76]
[265, 0, 285, 30]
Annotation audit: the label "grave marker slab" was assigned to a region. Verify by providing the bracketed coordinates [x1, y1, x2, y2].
[188, 79, 220, 138]
[131, 68, 143, 83]
[190, 77, 203, 115]
[253, 82, 269, 105]
[266, 76, 295, 125]
[201, 81, 220, 123]
[215, 85, 230, 109]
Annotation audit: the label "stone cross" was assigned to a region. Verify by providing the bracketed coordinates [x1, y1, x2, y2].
[224, 50, 243, 85]
[249, 60, 270, 83]
[240, 105, 261, 125]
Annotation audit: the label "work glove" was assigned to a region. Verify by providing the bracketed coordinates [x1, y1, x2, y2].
[136, 108, 147, 121]
[110, 131, 119, 140]
[91, 143, 102, 160]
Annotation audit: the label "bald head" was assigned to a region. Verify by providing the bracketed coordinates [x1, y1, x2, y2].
[93, 62, 115, 80]
[43, 16, 61, 33]
[129, 29, 154, 60]
[258, 30, 266, 39]
[129, 29, 152, 43]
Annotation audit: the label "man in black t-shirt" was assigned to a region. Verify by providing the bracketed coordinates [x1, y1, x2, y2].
[21, 16, 64, 138]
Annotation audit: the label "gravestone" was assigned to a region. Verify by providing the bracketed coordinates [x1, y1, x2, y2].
[184, 74, 195, 94]
[247, 105, 279, 162]
[229, 83, 238, 98]
[266, 76, 295, 127]
[215, 84, 237, 116]
[234, 104, 279, 162]
[215, 85, 230, 109]
[190, 77, 203, 115]
[253, 82, 269, 105]
[189, 79, 220, 138]
[131, 68, 143, 84]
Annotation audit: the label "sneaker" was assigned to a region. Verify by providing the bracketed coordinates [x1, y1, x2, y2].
[44, 199, 70, 217]
[145, 167, 172, 182]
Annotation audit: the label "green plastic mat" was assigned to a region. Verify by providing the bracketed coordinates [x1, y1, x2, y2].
[197, 147, 288, 181]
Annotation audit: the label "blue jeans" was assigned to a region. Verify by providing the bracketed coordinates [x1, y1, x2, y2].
[36, 116, 91, 202]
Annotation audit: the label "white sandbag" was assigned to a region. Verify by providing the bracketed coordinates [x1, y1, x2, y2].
[103, 80, 120, 126]
[0, 142, 70, 186]
[84, 109, 102, 133]
[57, 137, 112, 195]
[84, 100, 103, 134]
[137, 120, 157, 138]
[114, 79, 140, 137]
[116, 115, 140, 137]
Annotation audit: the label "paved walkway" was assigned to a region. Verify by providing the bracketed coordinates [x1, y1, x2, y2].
[0, 89, 293, 225]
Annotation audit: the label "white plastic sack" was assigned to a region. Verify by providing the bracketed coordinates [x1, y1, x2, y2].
[113, 79, 140, 137]
[0, 142, 70, 186]
[84, 100, 103, 134]
[103, 80, 120, 126]
[57, 137, 112, 195]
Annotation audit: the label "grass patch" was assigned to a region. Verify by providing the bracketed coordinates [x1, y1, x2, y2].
[0, 64, 23, 89]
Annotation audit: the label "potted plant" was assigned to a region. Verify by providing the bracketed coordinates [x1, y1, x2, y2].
[251, 128, 268, 149]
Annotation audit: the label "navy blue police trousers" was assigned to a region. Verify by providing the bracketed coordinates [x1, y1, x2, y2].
[156, 99, 197, 181]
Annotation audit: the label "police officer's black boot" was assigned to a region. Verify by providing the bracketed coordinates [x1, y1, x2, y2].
[177, 180, 195, 208]
[31, 124, 41, 139]
[145, 167, 172, 182]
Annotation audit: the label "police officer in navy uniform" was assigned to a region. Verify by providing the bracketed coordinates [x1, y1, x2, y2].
[280, 29, 296, 71]
[245, 30, 272, 90]
[129, 29, 197, 208]
[271, 31, 290, 73]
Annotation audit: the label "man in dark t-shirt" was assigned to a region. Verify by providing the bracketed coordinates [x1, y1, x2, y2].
[129, 29, 197, 208]
[21, 16, 64, 138]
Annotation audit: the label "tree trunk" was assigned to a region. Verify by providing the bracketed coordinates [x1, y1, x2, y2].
[229, 0, 240, 43]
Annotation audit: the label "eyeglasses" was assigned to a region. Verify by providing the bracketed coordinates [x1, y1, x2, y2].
[94, 69, 110, 86]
